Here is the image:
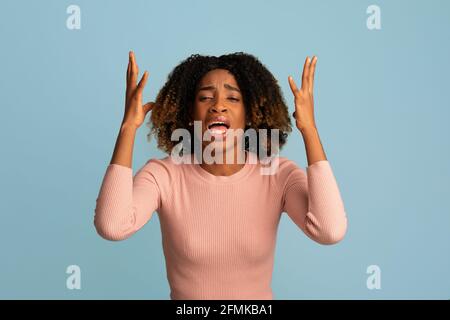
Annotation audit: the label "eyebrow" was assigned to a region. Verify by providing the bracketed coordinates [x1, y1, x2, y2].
[197, 84, 241, 93]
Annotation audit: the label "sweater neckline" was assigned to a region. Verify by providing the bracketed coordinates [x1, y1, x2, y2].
[190, 150, 257, 184]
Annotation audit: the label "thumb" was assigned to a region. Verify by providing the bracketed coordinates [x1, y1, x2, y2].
[143, 102, 155, 114]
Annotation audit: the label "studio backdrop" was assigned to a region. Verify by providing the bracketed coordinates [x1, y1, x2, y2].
[0, 0, 449, 299]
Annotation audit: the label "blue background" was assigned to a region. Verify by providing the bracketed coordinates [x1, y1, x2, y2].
[1, 0, 449, 299]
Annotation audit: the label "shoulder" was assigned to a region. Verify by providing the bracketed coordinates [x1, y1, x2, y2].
[272, 157, 333, 177]
[274, 157, 336, 190]
[137, 154, 181, 182]
[272, 156, 306, 180]
[265, 156, 307, 196]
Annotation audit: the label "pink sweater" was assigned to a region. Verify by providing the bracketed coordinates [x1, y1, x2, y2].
[94, 150, 347, 300]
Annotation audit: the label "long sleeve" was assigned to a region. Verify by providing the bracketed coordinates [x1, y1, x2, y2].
[94, 160, 164, 241]
[90, 151, 349, 299]
[281, 159, 348, 245]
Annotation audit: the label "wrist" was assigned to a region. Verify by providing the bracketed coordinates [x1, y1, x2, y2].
[299, 125, 318, 136]
[120, 121, 138, 132]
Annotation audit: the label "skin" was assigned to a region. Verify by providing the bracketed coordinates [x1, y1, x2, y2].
[110, 51, 153, 168]
[191, 68, 247, 176]
[288, 55, 327, 166]
[110, 51, 327, 172]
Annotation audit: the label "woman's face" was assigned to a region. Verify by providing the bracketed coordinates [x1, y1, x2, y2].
[192, 68, 246, 153]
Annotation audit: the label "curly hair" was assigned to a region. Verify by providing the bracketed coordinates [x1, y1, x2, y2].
[147, 52, 293, 157]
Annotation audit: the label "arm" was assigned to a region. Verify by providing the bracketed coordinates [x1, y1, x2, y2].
[300, 126, 326, 166]
[282, 160, 347, 245]
[110, 123, 138, 168]
[94, 51, 157, 241]
[94, 160, 160, 241]
[284, 55, 347, 244]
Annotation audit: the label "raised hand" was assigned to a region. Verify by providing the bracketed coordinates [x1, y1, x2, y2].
[288, 56, 318, 132]
[122, 51, 154, 129]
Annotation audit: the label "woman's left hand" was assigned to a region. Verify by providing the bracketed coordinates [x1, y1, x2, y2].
[288, 56, 318, 132]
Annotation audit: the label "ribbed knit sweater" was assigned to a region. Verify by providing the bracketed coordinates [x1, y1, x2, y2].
[94, 150, 347, 299]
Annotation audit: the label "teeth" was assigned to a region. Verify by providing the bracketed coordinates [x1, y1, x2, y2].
[208, 121, 227, 128]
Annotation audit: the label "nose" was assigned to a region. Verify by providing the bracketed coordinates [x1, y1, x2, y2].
[209, 102, 227, 114]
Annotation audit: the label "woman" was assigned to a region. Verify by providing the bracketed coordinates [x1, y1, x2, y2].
[94, 51, 348, 300]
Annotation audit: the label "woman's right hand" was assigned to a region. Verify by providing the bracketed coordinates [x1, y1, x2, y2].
[122, 51, 154, 129]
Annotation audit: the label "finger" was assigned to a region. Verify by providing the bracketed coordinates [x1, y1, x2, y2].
[136, 71, 149, 94]
[127, 60, 131, 84]
[125, 53, 132, 101]
[301, 56, 311, 91]
[131, 51, 139, 74]
[130, 51, 138, 88]
[126, 59, 132, 98]
[127, 51, 131, 82]
[288, 75, 299, 94]
[309, 56, 317, 93]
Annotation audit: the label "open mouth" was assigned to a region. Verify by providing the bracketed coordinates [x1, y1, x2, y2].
[207, 122, 230, 134]
[206, 117, 231, 136]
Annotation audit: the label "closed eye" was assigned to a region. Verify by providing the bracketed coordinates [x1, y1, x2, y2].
[199, 96, 240, 102]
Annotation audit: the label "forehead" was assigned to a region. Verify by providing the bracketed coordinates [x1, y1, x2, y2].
[197, 68, 238, 86]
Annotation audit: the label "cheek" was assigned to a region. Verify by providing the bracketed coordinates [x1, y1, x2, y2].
[192, 104, 209, 133]
[192, 102, 207, 120]
[235, 105, 247, 125]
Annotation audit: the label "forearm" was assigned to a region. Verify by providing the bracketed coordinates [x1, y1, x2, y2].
[300, 126, 327, 166]
[110, 122, 138, 168]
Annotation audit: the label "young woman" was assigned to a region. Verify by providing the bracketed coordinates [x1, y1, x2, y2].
[94, 51, 348, 300]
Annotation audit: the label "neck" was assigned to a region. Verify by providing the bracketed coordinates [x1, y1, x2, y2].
[197, 148, 247, 176]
